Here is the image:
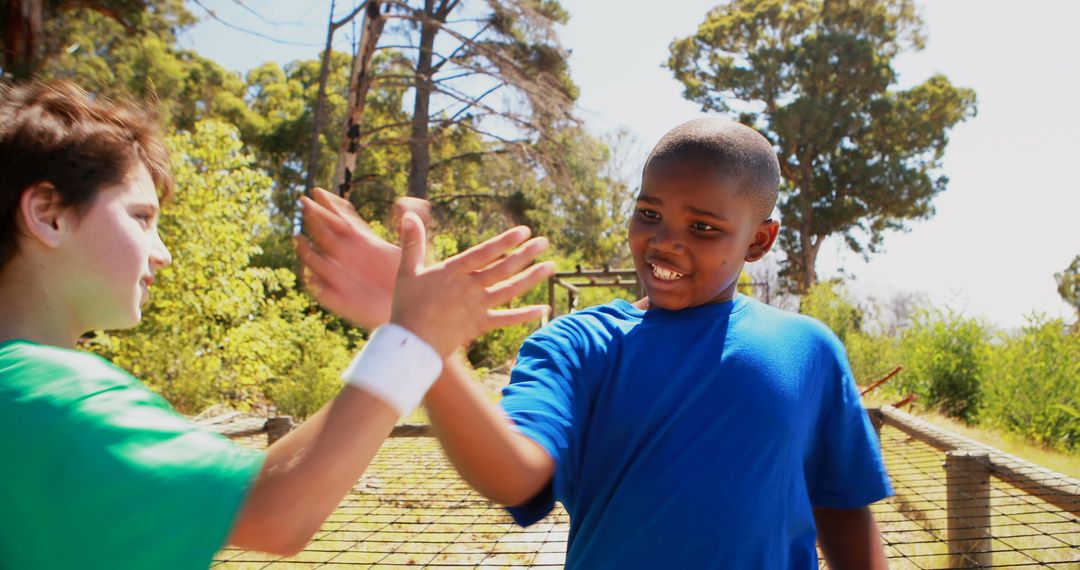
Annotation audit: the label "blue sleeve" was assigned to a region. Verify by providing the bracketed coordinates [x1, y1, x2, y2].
[805, 338, 894, 509]
[499, 326, 587, 526]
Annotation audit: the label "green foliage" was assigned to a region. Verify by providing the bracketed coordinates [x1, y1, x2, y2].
[799, 281, 862, 344]
[37, 3, 247, 131]
[896, 310, 989, 422]
[737, 271, 754, 297]
[91, 121, 353, 416]
[1054, 255, 1079, 318]
[845, 332, 900, 385]
[982, 318, 1080, 451]
[667, 0, 977, 292]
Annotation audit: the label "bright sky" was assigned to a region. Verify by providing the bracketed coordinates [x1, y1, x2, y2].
[183, 0, 1080, 329]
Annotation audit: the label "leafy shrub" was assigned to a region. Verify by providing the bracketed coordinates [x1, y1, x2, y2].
[981, 318, 1079, 451]
[897, 310, 989, 421]
[799, 281, 863, 344]
[91, 121, 356, 416]
[845, 332, 901, 387]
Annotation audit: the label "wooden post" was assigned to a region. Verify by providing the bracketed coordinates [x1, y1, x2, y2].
[546, 275, 555, 325]
[945, 449, 992, 568]
[265, 416, 295, 446]
[868, 407, 884, 442]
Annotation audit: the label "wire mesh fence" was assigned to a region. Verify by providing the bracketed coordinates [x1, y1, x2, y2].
[862, 423, 1079, 569]
[212, 411, 1079, 569]
[213, 436, 569, 569]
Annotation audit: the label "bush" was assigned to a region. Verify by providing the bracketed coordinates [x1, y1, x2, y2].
[90, 121, 356, 416]
[897, 310, 989, 422]
[799, 281, 862, 344]
[845, 332, 901, 387]
[981, 318, 1080, 451]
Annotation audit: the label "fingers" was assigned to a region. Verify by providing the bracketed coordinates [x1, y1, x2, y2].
[486, 305, 551, 329]
[393, 197, 433, 234]
[312, 187, 371, 232]
[301, 195, 353, 242]
[295, 236, 342, 283]
[397, 211, 428, 276]
[447, 226, 533, 272]
[486, 261, 556, 307]
[473, 237, 549, 286]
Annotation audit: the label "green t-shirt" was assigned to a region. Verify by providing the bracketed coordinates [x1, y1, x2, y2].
[0, 340, 265, 569]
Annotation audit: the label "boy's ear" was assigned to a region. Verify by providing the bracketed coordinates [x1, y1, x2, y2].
[18, 182, 66, 248]
[745, 219, 780, 263]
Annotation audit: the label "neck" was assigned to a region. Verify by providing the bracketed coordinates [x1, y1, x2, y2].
[0, 261, 82, 347]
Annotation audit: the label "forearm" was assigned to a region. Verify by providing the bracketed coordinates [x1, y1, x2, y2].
[230, 386, 398, 554]
[424, 356, 554, 506]
[814, 506, 888, 570]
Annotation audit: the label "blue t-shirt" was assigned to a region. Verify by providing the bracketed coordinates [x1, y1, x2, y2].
[500, 296, 892, 569]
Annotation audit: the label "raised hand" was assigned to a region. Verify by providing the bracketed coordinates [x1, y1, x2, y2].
[390, 212, 553, 356]
[297, 188, 554, 351]
[296, 188, 419, 329]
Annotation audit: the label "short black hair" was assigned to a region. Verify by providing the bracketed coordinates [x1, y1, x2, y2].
[643, 118, 780, 220]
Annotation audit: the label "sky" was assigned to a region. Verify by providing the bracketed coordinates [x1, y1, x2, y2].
[183, 0, 1080, 329]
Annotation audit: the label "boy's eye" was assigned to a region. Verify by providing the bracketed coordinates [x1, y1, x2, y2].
[637, 208, 660, 220]
[133, 211, 155, 226]
[691, 221, 717, 232]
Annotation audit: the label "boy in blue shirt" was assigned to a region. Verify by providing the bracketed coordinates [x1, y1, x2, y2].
[301, 118, 893, 568]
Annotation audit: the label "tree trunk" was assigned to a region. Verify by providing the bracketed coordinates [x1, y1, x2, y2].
[3, 0, 43, 79]
[304, 0, 338, 197]
[406, 0, 438, 199]
[332, 1, 386, 197]
[801, 234, 820, 293]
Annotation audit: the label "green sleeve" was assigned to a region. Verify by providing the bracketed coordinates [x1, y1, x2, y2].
[0, 342, 265, 570]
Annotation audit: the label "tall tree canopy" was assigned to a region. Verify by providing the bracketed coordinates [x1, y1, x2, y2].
[332, 0, 578, 201]
[1, 0, 189, 80]
[668, 0, 977, 292]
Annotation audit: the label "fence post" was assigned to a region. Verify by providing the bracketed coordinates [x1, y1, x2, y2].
[868, 407, 883, 441]
[546, 276, 555, 325]
[265, 416, 295, 446]
[945, 449, 992, 567]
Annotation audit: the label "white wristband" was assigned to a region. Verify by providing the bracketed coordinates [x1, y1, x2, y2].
[341, 323, 443, 417]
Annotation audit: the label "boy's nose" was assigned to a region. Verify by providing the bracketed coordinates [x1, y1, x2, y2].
[649, 226, 685, 254]
[150, 231, 172, 269]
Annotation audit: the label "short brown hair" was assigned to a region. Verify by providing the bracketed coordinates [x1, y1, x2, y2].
[0, 80, 173, 269]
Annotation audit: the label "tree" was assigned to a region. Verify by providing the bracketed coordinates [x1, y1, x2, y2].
[799, 280, 863, 344]
[332, 0, 578, 201]
[1054, 255, 1079, 319]
[668, 0, 977, 293]
[1, 0, 190, 80]
[30, 1, 248, 131]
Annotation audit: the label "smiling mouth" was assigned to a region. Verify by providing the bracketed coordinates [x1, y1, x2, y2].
[650, 264, 684, 281]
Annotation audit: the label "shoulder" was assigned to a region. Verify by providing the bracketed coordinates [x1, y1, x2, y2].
[530, 300, 639, 349]
[740, 298, 845, 352]
[0, 341, 195, 447]
[0, 341, 139, 404]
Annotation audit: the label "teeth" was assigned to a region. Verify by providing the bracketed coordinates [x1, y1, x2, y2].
[651, 264, 683, 281]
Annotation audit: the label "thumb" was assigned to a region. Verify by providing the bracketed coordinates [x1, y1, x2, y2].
[397, 211, 427, 277]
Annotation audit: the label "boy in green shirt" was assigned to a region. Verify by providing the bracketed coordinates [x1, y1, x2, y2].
[0, 80, 553, 569]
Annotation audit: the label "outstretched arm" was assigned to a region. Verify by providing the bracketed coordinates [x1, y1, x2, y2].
[814, 506, 888, 570]
[298, 190, 556, 507]
[229, 202, 552, 555]
[424, 357, 555, 506]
